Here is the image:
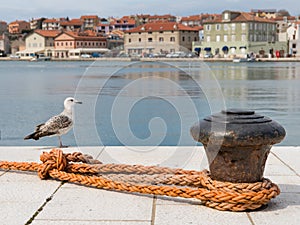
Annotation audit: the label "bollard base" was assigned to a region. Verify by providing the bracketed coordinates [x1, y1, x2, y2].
[204, 145, 271, 183]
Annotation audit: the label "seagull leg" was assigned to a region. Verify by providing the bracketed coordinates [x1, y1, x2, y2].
[58, 136, 68, 148]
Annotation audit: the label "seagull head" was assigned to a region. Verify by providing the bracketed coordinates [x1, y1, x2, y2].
[64, 97, 82, 111]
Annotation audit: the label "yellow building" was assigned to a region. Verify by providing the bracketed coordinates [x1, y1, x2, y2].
[124, 22, 199, 56]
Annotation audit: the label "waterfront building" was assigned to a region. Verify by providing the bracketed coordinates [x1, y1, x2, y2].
[30, 18, 46, 30]
[53, 31, 108, 58]
[80, 15, 99, 30]
[17, 30, 61, 58]
[286, 22, 300, 56]
[8, 20, 30, 34]
[60, 19, 84, 31]
[135, 14, 151, 25]
[198, 10, 287, 58]
[124, 22, 199, 56]
[0, 33, 10, 54]
[96, 16, 135, 34]
[42, 18, 67, 30]
[273, 16, 300, 42]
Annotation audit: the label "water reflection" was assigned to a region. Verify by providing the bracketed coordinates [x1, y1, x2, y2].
[0, 61, 299, 146]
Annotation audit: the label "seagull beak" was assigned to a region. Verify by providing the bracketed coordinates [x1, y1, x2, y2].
[75, 100, 82, 104]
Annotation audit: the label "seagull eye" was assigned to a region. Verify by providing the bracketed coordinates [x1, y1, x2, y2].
[70, 99, 74, 102]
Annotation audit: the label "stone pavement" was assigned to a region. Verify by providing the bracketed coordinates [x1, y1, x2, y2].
[0, 146, 299, 225]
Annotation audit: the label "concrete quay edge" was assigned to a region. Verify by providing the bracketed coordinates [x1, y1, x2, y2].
[0, 146, 299, 225]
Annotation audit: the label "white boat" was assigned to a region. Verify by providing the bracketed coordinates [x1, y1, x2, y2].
[233, 57, 256, 63]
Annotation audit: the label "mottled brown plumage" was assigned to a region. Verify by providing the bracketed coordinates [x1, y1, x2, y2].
[24, 97, 82, 147]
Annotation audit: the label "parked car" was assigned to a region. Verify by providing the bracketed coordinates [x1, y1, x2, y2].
[80, 54, 91, 58]
[204, 53, 213, 58]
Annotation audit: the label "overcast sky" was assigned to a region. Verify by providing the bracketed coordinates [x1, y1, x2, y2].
[1, 0, 300, 22]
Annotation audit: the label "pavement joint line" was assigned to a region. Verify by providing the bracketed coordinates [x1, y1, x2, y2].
[246, 212, 256, 225]
[25, 181, 65, 225]
[271, 151, 300, 177]
[96, 146, 106, 160]
[151, 195, 157, 225]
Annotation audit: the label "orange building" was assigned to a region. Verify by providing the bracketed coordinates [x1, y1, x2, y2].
[54, 31, 107, 58]
[8, 20, 30, 34]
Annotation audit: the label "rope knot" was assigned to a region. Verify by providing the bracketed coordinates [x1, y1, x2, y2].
[38, 149, 67, 179]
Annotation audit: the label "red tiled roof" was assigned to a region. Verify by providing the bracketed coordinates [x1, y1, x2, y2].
[9, 20, 29, 25]
[272, 16, 298, 21]
[136, 14, 151, 19]
[181, 15, 203, 21]
[180, 14, 219, 22]
[110, 17, 136, 25]
[60, 19, 83, 26]
[59, 31, 106, 41]
[35, 29, 61, 37]
[204, 12, 276, 24]
[125, 22, 199, 33]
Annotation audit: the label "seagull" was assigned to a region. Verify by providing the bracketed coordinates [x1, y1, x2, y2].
[24, 97, 82, 148]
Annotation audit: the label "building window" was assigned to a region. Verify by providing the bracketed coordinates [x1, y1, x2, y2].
[216, 24, 221, 31]
[242, 23, 246, 30]
[188, 36, 191, 42]
[139, 38, 141, 42]
[241, 34, 246, 41]
[159, 37, 164, 42]
[206, 25, 211, 31]
[231, 23, 236, 31]
[224, 24, 229, 31]
[66, 42, 68, 46]
[292, 43, 296, 48]
[249, 23, 253, 30]
[206, 36, 210, 42]
[224, 13, 229, 20]
[70, 42, 72, 46]
[129, 38, 131, 43]
[216, 35, 220, 42]
[182, 36, 185, 41]
[231, 34, 235, 42]
[224, 35, 228, 42]
[170, 37, 175, 42]
[148, 31, 152, 34]
[148, 37, 153, 42]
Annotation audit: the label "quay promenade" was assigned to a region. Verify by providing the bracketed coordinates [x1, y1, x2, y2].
[2, 57, 300, 62]
[0, 146, 299, 225]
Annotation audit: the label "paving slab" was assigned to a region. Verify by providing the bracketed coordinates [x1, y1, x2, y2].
[34, 183, 153, 223]
[0, 172, 60, 225]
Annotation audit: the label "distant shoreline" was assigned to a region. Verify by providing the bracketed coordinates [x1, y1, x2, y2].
[1, 57, 300, 62]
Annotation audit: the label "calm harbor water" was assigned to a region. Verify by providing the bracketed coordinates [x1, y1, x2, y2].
[0, 60, 299, 146]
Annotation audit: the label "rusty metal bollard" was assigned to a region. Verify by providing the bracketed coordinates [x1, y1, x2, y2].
[190, 109, 286, 183]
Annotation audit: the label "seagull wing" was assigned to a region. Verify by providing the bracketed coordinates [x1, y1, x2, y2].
[24, 114, 73, 140]
[41, 114, 73, 135]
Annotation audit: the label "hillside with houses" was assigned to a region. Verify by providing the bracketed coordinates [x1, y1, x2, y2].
[0, 9, 300, 60]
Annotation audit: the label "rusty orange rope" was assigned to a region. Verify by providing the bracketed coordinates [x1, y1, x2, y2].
[0, 149, 280, 211]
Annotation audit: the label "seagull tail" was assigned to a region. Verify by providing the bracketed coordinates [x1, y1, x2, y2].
[24, 132, 40, 140]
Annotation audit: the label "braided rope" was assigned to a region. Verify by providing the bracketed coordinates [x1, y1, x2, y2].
[0, 149, 280, 211]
